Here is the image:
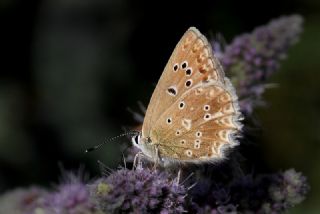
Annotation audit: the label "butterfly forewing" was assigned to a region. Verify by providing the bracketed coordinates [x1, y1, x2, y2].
[141, 27, 242, 164]
[142, 28, 224, 138]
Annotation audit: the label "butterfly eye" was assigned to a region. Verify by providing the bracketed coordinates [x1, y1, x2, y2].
[132, 134, 140, 145]
[194, 139, 201, 149]
[179, 101, 185, 109]
[185, 68, 192, 76]
[185, 150, 193, 157]
[166, 117, 172, 124]
[203, 105, 210, 111]
[196, 131, 202, 137]
[185, 79, 192, 88]
[204, 113, 211, 121]
[181, 61, 188, 69]
[167, 86, 177, 96]
[173, 63, 179, 72]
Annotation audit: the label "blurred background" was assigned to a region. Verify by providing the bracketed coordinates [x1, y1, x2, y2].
[0, 0, 319, 213]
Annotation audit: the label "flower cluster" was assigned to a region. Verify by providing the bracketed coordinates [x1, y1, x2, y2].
[90, 168, 188, 214]
[182, 167, 309, 213]
[0, 168, 188, 214]
[212, 168, 309, 213]
[214, 15, 303, 114]
[42, 173, 97, 214]
[265, 169, 310, 213]
[0, 167, 309, 213]
[0, 187, 47, 214]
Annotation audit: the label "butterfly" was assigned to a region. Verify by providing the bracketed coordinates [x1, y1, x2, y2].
[131, 27, 243, 166]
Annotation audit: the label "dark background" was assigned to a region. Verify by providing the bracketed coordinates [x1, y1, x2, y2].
[1, 0, 319, 212]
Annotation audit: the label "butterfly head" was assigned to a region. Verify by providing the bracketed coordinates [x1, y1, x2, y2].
[131, 133, 142, 146]
[132, 133, 157, 159]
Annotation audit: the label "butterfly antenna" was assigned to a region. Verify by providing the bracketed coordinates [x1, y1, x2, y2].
[85, 131, 140, 153]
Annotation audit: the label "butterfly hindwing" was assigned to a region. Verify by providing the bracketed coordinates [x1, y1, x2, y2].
[154, 80, 242, 162]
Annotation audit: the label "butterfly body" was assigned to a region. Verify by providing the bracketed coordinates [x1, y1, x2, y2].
[132, 27, 242, 166]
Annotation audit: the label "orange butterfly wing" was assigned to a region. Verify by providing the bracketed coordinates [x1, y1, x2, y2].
[141, 27, 242, 163]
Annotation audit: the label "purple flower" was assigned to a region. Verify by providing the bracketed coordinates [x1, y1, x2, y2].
[42, 172, 99, 214]
[214, 15, 303, 114]
[267, 169, 309, 212]
[89, 168, 188, 213]
[190, 168, 308, 213]
[0, 187, 48, 214]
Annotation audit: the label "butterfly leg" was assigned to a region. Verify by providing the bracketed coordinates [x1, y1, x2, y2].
[176, 169, 181, 184]
[133, 151, 144, 170]
[152, 147, 161, 171]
